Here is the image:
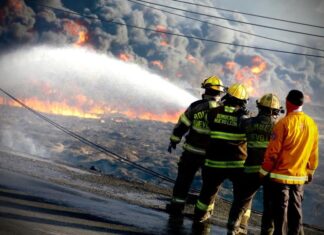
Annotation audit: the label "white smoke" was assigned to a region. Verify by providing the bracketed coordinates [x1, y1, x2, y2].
[0, 45, 197, 115]
[0, 129, 47, 157]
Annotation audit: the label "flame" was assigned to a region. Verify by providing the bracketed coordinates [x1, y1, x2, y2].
[225, 61, 237, 71]
[151, 60, 164, 70]
[118, 53, 132, 62]
[64, 21, 89, 46]
[224, 56, 268, 97]
[186, 54, 198, 64]
[75, 31, 88, 46]
[250, 56, 267, 75]
[0, 95, 181, 123]
[160, 40, 169, 47]
[8, 0, 23, 11]
[156, 25, 167, 33]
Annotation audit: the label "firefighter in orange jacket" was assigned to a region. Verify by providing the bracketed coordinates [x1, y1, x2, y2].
[260, 90, 319, 235]
[228, 93, 283, 235]
[167, 75, 226, 215]
[194, 83, 249, 224]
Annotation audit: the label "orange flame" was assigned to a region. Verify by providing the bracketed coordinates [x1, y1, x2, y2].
[250, 56, 267, 75]
[118, 53, 132, 62]
[75, 31, 88, 46]
[156, 25, 167, 33]
[64, 21, 89, 46]
[0, 95, 181, 123]
[186, 54, 198, 64]
[8, 0, 23, 11]
[224, 56, 268, 97]
[225, 61, 237, 71]
[160, 40, 169, 47]
[151, 60, 164, 70]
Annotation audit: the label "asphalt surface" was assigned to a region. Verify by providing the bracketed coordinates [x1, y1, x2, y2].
[0, 148, 323, 235]
[0, 148, 227, 235]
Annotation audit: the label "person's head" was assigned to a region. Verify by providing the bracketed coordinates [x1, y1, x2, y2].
[201, 75, 225, 97]
[223, 83, 249, 107]
[256, 93, 282, 116]
[286, 89, 304, 113]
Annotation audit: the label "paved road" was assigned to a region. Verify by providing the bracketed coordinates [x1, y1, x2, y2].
[0, 169, 227, 235]
[0, 149, 322, 235]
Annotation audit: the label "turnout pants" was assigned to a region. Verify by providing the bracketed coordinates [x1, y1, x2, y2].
[171, 151, 205, 204]
[195, 167, 243, 225]
[229, 172, 274, 235]
[269, 182, 304, 235]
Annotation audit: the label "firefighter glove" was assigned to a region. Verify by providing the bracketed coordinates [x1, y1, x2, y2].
[168, 142, 177, 153]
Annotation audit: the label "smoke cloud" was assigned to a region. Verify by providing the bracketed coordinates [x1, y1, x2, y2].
[0, 0, 323, 104]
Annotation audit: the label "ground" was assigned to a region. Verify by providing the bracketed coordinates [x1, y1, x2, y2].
[0, 148, 323, 235]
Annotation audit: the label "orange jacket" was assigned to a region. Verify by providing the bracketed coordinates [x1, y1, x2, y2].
[260, 111, 319, 184]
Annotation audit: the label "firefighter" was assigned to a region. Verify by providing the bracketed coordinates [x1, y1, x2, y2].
[194, 83, 249, 227]
[259, 90, 319, 235]
[228, 93, 282, 235]
[166, 75, 226, 215]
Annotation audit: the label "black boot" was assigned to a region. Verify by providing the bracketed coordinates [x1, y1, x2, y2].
[166, 202, 185, 215]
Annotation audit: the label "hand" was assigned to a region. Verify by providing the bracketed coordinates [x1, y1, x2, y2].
[167, 142, 177, 153]
[306, 174, 313, 184]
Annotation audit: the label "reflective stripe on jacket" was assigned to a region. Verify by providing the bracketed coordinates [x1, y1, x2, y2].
[260, 111, 319, 184]
[241, 115, 277, 173]
[205, 105, 247, 166]
[205, 159, 245, 168]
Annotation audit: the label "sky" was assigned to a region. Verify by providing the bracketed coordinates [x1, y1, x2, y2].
[0, 0, 323, 114]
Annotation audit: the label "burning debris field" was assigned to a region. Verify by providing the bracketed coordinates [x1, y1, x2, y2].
[1, 0, 324, 233]
[0, 103, 324, 232]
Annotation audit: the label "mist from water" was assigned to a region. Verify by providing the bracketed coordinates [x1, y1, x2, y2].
[0, 45, 197, 116]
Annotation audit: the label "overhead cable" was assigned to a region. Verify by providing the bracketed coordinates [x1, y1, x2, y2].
[129, 0, 324, 52]
[165, 0, 324, 29]
[0, 88, 179, 186]
[25, 0, 324, 59]
[128, 0, 324, 38]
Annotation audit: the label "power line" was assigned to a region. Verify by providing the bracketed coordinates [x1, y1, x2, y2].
[129, 0, 324, 52]
[129, 0, 324, 38]
[0, 87, 180, 186]
[165, 0, 324, 29]
[25, 0, 324, 58]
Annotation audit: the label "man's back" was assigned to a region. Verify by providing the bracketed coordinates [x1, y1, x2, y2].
[263, 111, 319, 184]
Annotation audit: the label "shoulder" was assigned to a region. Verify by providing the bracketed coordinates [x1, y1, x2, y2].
[303, 113, 319, 129]
[189, 99, 205, 108]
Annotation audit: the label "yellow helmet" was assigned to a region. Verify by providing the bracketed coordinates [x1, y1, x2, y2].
[257, 93, 281, 110]
[227, 83, 249, 100]
[201, 75, 225, 92]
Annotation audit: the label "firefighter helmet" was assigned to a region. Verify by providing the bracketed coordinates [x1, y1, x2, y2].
[201, 76, 225, 92]
[227, 83, 249, 100]
[257, 93, 281, 110]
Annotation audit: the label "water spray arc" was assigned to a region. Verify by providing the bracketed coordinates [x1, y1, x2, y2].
[0, 46, 197, 122]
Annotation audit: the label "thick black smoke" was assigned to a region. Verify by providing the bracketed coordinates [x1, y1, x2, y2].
[0, 0, 323, 102]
